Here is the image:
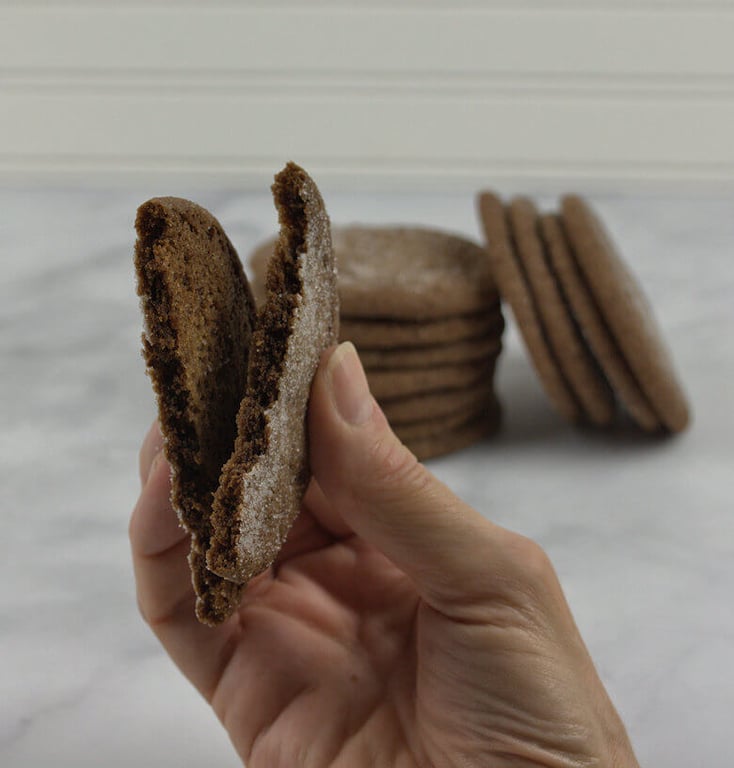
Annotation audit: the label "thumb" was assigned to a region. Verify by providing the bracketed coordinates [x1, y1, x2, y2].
[309, 342, 530, 614]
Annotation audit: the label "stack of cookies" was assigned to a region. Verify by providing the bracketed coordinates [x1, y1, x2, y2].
[251, 225, 504, 460]
[477, 193, 690, 433]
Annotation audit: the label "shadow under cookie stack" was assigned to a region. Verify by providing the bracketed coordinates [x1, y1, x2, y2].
[251, 226, 505, 461]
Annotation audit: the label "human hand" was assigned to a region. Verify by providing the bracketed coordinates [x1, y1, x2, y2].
[130, 342, 640, 768]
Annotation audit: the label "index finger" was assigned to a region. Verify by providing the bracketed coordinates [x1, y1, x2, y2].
[130, 452, 241, 703]
[139, 420, 164, 486]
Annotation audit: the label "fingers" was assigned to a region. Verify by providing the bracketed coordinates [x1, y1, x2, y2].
[272, 478, 354, 568]
[139, 420, 164, 487]
[309, 342, 547, 616]
[130, 446, 240, 702]
[130, 452, 187, 559]
[301, 477, 353, 540]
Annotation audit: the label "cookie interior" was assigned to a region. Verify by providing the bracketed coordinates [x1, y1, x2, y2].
[134, 197, 256, 624]
[207, 163, 338, 584]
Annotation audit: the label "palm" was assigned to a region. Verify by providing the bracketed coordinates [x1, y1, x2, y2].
[134, 447, 629, 768]
[214, 516, 425, 766]
[133, 369, 639, 768]
[209, 503, 610, 768]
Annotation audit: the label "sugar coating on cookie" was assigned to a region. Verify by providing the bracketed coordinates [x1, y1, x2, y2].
[251, 225, 498, 320]
[207, 163, 339, 584]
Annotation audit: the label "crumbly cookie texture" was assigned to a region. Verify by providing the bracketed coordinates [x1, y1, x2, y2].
[207, 162, 339, 585]
[134, 197, 255, 625]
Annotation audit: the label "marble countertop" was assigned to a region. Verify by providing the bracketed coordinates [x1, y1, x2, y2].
[1, 185, 732, 767]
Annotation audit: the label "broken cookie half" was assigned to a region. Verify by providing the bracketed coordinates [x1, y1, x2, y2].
[135, 163, 338, 625]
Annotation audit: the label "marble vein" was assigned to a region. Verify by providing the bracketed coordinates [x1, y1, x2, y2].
[0, 187, 732, 768]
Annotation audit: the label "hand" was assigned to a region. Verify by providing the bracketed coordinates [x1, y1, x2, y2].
[130, 342, 640, 768]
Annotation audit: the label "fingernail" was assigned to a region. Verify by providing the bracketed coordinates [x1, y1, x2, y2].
[327, 342, 374, 426]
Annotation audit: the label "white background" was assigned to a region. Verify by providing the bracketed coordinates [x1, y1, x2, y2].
[2, 0, 734, 189]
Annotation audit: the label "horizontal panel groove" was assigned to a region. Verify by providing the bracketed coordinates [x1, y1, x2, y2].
[5, 91, 733, 163]
[3, 155, 734, 187]
[3, 10, 734, 79]
[4, 3, 734, 190]
[3, 2, 734, 9]
[4, 71, 734, 100]
[5, 153, 734, 171]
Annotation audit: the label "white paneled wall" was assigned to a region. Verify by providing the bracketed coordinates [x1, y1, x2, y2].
[2, 1, 734, 188]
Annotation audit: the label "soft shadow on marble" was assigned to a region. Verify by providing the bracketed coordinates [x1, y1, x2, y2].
[1, 188, 732, 768]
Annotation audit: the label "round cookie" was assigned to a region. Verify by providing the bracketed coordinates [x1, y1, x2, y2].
[207, 162, 339, 587]
[381, 380, 498, 425]
[560, 196, 689, 433]
[540, 213, 658, 431]
[340, 308, 501, 348]
[400, 411, 499, 462]
[510, 197, 615, 427]
[367, 359, 495, 400]
[357, 325, 502, 370]
[250, 225, 499, 320]
[477, 191, 580, 423]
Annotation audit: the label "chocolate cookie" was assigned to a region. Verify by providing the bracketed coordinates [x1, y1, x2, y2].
[400, 412, 499, 462]
[394, 397, 500, 443]
[478, 191, 580, 423]
[357, 326, 502, 370]
[367, 359, 495, 400]
[251, 225, 498, 320]
[134, 197, 256, 625]
[207, 163, 339, 585]
[540, 213, 657, 431]
[560, 196, 689, 432]
[380, 381, 498, 425]
[340, 309, 501, 349]
[510, 197, 615, 426]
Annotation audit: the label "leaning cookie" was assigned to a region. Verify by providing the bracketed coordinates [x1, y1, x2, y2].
[478, 191, 580, 423]
[510, 197, 615, 427]
[206, 163, 339, 585]
[560, 195, 690, 433]
[134, 197, 256, 625]
[539, 213, 658, 432]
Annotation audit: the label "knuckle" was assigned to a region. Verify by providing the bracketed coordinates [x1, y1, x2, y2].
[500, 533, 558, 599]
[128, 503, 142, 548]
[135, 592, 151, 625]
[515, 535, 554, 581]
